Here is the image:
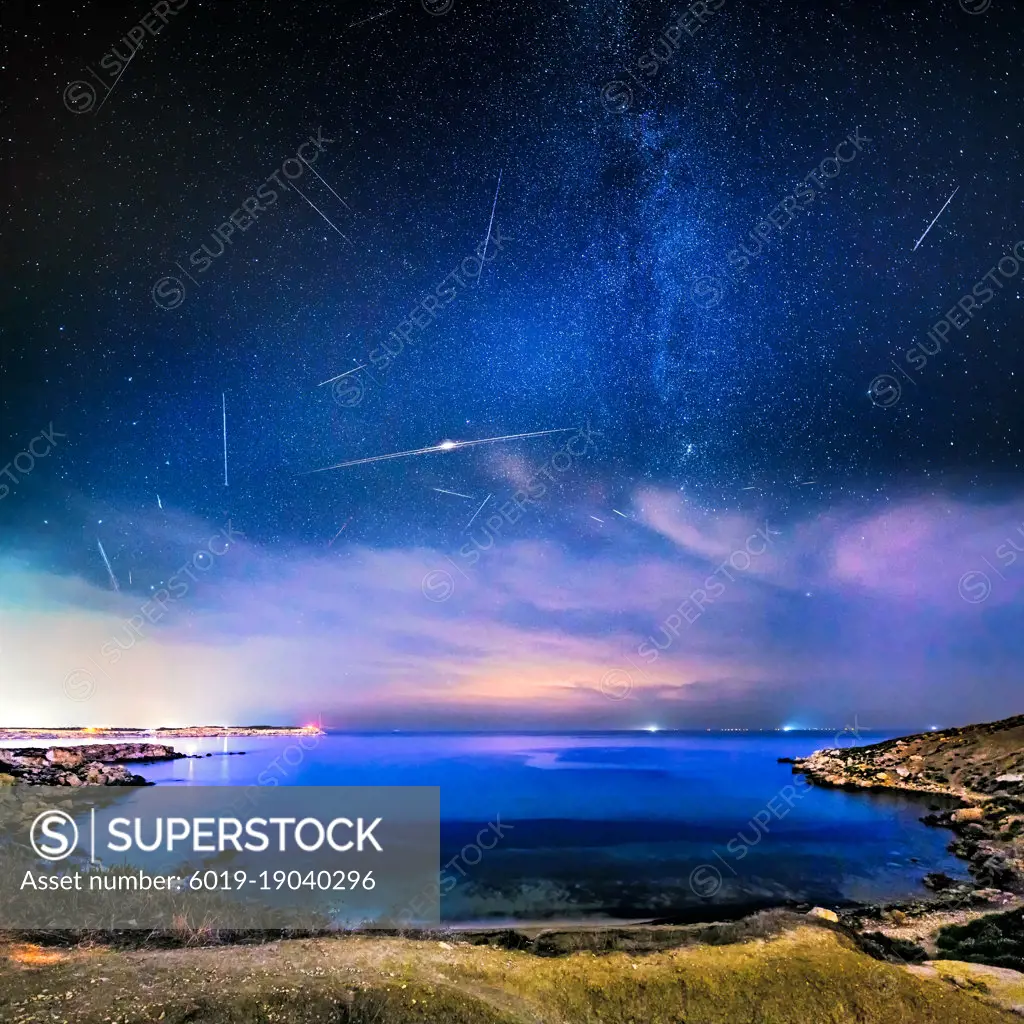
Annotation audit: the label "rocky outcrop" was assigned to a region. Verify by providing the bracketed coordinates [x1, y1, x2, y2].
[0, 726, 323, 741]
[0, 743, 183, 787]
[789, 715, 1024, 894]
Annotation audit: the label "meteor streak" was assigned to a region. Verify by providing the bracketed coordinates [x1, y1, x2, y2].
[298, 158, 355, 212]
[913, 186, 959, 251]
[318, 366, 365, 386]
[433, 487, 475, 499]
[291, 181, 352, 244]
[465, 494, 492, 530]
[97, 539, 119, 592]
[481, 169, 502, 262]
[328, 517, 352, 547]
[306, 429, 576, 474]
[222, 392, 228, 487]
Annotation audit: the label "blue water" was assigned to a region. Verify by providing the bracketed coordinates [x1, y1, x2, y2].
[6, 732, 968, 922]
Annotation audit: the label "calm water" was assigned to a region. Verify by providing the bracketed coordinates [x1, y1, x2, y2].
[5, 732, 967, 922]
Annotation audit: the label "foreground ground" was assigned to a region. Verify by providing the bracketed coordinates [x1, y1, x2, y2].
[2, 915, 1020, 1023]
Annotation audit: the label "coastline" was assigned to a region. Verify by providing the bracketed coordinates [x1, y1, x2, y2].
[0, 725, 324, 741]
[782, 715, 1024, 950]
[4, 725, 1020, 936]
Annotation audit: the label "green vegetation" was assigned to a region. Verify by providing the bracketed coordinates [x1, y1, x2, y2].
[938, 907, 1024, 972]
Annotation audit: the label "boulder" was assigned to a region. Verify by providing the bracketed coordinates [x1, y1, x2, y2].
[45, 748, 86, 769]
[807, 907, 839, 923]
[951, 807, 985, 823]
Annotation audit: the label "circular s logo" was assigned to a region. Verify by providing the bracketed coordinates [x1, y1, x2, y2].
[30, 810, 79, 861]
[868, 374, 901, 408]
[600, 668, 633, 701]
[689, 863, 723, 897]
[422, 569, 455, 602]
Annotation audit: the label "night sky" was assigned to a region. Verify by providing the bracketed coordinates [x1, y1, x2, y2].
[2, 0, 1024, 729]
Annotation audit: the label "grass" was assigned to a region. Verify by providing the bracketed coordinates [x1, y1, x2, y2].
[2, 918, 1018, 1023]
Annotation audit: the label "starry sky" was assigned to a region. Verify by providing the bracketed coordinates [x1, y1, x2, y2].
[2, 0, 1024, 729]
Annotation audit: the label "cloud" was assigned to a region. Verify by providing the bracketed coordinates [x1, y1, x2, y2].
[1, 491, 1024, 728]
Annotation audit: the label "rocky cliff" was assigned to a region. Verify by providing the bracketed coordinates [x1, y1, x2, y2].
[790, 715, 1024, 893]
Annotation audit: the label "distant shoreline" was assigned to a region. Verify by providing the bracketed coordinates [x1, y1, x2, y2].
[0, 726, 324, 741]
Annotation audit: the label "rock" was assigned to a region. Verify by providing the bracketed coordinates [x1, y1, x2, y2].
[996, 774, 1024, 783]
[0, 742, 179, 786]
[807, 907, 839, 923]
[951, 807, 985, 823]
[972, 888, 1008, 903]
[46, 748, 86, 769]
[895, 767, 910, 778]
[923, 872, 957, 891]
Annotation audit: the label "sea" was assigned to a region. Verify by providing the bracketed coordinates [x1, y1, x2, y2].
[3, 731, 968, 924]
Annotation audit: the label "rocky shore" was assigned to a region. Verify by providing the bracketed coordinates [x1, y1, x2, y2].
[0, 725, 323, 741]
[0, 743, 184, 787]
[788, 714, 1024, 899]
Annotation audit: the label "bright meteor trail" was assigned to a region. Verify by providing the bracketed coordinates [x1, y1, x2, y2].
[913, 185, 959, 251]
[306, 429, 577, 474]
[97, 539, 119, 592]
